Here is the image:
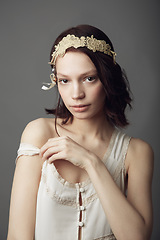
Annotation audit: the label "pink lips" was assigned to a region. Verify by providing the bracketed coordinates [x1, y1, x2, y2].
[71, 104, 90, 112]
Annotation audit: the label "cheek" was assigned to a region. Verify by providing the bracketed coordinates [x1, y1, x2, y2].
[90, 85, 106, 101]
[58, 86, 68, 103]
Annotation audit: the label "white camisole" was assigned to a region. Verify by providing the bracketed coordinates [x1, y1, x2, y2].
[16, 128, 131, 240]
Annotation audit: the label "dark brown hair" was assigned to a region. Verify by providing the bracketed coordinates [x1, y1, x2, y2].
[46, 24, 132, 128]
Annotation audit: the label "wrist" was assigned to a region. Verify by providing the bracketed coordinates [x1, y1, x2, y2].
[84, 151, 100, 172]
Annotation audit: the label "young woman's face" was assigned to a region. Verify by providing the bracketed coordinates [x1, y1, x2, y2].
[56, 51, 106, 120]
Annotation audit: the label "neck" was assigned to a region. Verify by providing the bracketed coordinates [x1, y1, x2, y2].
[70, 114, 114, 140]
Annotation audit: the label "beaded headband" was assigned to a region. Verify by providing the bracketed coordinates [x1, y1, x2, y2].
[42, 34, 116, 90]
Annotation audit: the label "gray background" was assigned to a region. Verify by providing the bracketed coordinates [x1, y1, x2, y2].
[0, 0, 159, 239]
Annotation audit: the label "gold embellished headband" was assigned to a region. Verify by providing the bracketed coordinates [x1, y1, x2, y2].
[49, 34, 116, 65]
[42, 34, 116, 90]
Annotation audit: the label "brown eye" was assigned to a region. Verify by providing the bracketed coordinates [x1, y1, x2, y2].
[85, 76, 96, 82]
[59, 79, 68, 84]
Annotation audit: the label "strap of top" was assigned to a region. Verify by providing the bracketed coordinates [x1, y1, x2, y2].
[111, 132, 131, 182]
[16, 143, 40, 163]
[112, 131, 131, 162]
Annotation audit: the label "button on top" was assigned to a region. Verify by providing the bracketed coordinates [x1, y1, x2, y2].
[79, 187, 85, 193]
[80, 206, 85, 211]
[78, 221, 84, 227]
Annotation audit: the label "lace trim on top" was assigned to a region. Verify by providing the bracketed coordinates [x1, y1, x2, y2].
[42, 164, 98, 207]
[16, 129, 129, 190]
[47, 128, 118, 189]
[95, 233, 116, 239]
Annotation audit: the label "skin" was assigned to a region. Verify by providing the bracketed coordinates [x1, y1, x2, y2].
[7, 51, 154, 240]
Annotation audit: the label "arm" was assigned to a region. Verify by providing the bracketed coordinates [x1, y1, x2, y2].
[41, 136, 154, 240]
[86, 138, 153, 240]
[7, 119, 48, 240]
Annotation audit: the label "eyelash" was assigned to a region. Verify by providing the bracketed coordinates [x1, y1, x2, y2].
[85, 76, 96, 82]
[58, 79, 68, 84]
[58, 76, 97, 84]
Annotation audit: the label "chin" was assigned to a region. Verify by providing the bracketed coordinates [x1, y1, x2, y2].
[72, 112, 98, 120]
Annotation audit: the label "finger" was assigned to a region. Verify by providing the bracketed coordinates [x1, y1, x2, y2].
[40, 137, 61, 156]
[47, 151, 66, 164]
[42, 145, 64, 161]
[40, 136, 71, 156]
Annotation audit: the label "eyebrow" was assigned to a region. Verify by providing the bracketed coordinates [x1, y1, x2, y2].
[57, 69, 98, 78]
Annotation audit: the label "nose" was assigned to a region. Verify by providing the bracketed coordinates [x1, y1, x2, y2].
[71, 82, 85, 100]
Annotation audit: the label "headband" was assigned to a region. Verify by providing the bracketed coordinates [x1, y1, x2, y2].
[42, 34, 116, 90]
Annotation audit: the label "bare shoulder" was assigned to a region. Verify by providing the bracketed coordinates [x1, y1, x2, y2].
[127, 137, 154, 176]
[129, 138, 154, 160]
[21, 118, 57, 148]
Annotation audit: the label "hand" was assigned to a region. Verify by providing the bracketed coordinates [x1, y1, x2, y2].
[40, 136, 94, 170]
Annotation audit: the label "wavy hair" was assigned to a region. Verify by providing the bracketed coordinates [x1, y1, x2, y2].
[46, 24, 132, 128]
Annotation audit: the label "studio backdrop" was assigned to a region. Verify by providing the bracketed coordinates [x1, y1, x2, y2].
[0, 0, 159, 239]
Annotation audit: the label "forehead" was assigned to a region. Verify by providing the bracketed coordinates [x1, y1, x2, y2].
[56, 51, 97, 75]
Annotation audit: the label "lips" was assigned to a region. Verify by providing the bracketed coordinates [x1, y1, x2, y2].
[71, 104, 90, 108]
[70, 104, 90, 112]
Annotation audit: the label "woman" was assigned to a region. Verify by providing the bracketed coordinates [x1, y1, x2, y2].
[7, 25, 153, 240]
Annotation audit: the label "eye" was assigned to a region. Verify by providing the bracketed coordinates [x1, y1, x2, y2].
[85, 76, 96, 82]
[58, 79, 69, 84]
